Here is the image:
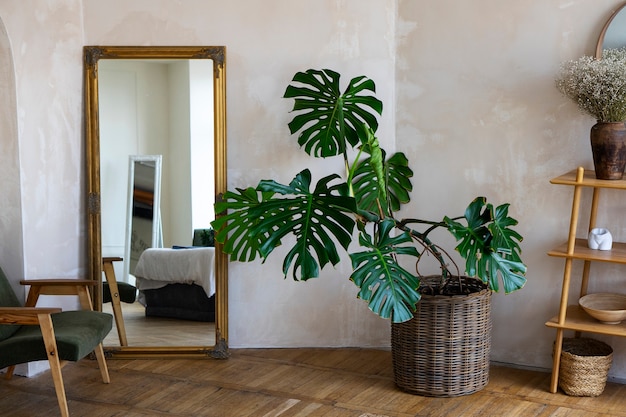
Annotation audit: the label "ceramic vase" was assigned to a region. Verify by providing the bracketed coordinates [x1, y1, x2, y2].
[590, 122, 626, 180]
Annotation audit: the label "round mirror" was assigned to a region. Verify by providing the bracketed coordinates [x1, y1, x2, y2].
[596, 3, 626, 57]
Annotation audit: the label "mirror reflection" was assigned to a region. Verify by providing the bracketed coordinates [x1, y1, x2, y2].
[84, 46, 228, 356]
[596, 4, 626, 57]
[99, 59, 214, 348]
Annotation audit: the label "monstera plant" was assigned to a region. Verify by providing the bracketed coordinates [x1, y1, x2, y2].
[211, 68, 527, 324]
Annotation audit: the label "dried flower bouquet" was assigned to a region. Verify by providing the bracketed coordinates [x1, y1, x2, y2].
[556, 48, 626, 123]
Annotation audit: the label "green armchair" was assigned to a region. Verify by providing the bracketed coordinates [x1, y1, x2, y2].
[0, 267, 112, 417]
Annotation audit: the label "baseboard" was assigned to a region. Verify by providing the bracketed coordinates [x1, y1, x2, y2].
[490, 360, 626, 385]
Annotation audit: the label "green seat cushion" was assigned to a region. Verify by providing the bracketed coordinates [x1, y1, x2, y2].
[102, 281, 137, 303]
[0, 310, 112, 369]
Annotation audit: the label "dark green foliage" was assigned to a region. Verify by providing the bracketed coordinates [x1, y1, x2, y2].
[444, 198, 527, 293]
[353, 151, 413, 215]
[253, 170, 357, 280]
[212, 68, 527, 323]
[283, 69, 383, 157]
[349, 219, 421, 322]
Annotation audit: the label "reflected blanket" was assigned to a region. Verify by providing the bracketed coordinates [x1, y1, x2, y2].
[134, 247, 215, 298]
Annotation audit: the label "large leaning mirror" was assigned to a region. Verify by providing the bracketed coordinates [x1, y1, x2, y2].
[84, 46, 228, 358]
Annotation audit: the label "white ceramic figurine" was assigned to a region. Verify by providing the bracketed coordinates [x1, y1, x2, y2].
[588, 228, 613, 251]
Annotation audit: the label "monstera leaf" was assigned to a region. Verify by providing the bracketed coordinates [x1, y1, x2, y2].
[213, 169, 358, 281]
[283, 69, 383, 157]
[212, 187, 275, 263]
[350, 126, 387, 207]
[353, 151, 413, 215]
[488, 202, 524, 263]
[349, 219, 421, 323]
[444, 197, 527, 293]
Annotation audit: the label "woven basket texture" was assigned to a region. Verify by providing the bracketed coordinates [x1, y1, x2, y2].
[391, 276, 492, 397]
[559, 337, 613, 397]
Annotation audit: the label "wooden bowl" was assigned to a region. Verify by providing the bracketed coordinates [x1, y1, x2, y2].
[579, 293, 626, 324]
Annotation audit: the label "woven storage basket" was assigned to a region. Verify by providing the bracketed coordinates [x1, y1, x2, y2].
[391, 276, 492, 397]
[559, 337, 613, 397]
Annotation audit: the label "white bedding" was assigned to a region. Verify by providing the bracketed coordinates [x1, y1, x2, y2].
[134, 247, 215, 298]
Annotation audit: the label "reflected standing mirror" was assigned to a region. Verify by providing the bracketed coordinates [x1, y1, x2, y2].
[125, 155, 162, 283]
[84, 46, 228, 358]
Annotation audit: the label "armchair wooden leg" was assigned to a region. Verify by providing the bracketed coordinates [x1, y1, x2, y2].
[5, 365, 15, 379]
[38, 313, 69, 417]
[76, 285, 94, 311]
[94, 343, 110, 384]
[102, 258, 128, 346]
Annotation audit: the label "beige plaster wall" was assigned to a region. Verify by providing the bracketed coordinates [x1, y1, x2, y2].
[397, 0, 626, 379]
[1, 0, 626, 379]
[0, 0, 84, 287]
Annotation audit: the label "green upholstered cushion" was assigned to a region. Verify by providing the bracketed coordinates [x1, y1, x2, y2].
[0, 310, 112, 369]
[102, 281, 137, 304]
[0, 266, 23, 342]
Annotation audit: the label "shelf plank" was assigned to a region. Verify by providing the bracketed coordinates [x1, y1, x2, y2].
[548, 238, 626, 264]
[546, 305, 626, 337]
[551, 169, 626, 189]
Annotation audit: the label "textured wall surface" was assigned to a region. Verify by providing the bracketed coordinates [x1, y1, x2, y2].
[395, 1, 626, 378]
[1, 0, 626, 379]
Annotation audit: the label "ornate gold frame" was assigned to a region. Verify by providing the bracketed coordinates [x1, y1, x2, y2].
[84, 46, 228, 359]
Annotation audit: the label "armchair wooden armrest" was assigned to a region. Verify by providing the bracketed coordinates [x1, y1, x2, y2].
[20, 279, 96, 286]
[0, 307, 62, 325]
[19, 279, 96, 310]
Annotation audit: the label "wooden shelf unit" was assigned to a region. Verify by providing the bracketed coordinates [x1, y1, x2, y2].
[546, 167, 626, 393]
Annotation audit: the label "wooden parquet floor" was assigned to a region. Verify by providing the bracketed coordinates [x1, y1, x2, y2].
[102, 302, 215, 347]
[2, 348, 626, 417]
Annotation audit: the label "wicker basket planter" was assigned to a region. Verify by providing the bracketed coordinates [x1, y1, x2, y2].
[391, 276, 492, 397]
[558, 337, 613, 397]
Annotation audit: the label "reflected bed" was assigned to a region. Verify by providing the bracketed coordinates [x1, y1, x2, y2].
[134, 247, 215, 322]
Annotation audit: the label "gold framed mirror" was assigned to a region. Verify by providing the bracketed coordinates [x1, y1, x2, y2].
[84, 46, 228, 359]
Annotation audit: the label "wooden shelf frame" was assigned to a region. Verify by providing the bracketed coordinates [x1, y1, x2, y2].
[546, 167, 626, 393]
[546, 305, 626, 337]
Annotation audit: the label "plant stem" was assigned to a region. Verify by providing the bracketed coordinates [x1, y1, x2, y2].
[395, 218, 453, 287]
